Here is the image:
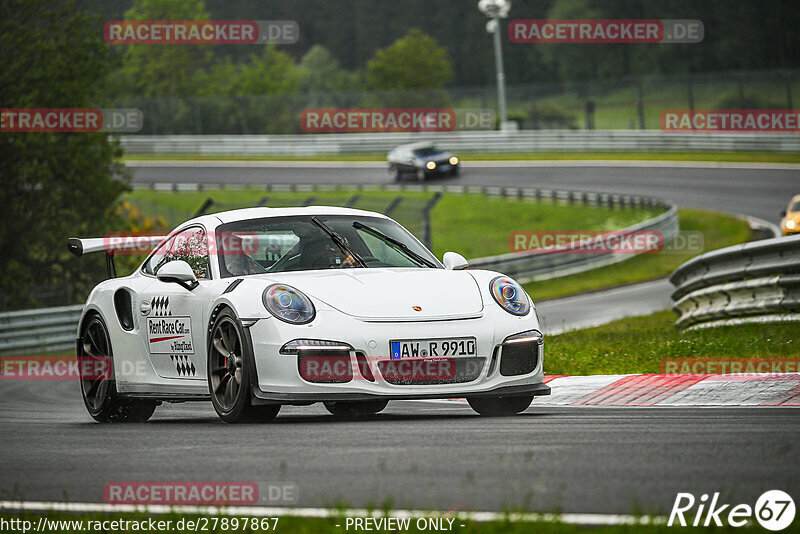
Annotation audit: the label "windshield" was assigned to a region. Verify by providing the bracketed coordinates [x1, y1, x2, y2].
[791, 201, 800, 213]
[412, 146, 442, 157]
[215, 215, 440, 276]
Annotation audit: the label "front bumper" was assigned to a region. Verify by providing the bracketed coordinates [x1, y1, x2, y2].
[252, 382, 551, 403]
[245, 310, 548, 403]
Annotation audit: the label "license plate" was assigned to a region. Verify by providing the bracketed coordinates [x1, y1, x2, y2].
[439, 164, 451, 171]
[389, 337, 476, 360]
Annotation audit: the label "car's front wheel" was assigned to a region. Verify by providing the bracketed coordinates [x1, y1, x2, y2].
[389, 165, 401, 182]
[467, 395, 533, 416]
[79, 314, 157, 423]
[208, 309, 280, 423]
[323, 400, 388, 419]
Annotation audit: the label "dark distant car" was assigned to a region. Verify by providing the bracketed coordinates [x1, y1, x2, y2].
[387, 142, 460, 182]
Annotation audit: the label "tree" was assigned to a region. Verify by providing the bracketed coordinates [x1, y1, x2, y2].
[236, 46, 305, 96]
[299, 45, 361, 101]
[109, 0, 212, 98]
[366, 29, 453, 91]
[0, 0, 130, 309]
[194, 46, 304, 133]
[537, 0, 627, 81]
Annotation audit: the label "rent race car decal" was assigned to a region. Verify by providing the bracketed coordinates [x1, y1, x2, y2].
[148, 316, 194, 354]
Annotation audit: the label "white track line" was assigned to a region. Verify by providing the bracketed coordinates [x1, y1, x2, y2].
[124, 159, 800, 170]
[125, 160, 386, 168]
[0, 500, 666, 526]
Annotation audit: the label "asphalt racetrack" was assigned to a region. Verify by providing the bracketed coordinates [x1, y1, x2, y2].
[128, 160, 799, 222]
[1, 380, 799, 514]
[0, 161, 797, 516]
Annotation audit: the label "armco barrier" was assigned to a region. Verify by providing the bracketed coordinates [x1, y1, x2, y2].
[470, 204, 677, 281]
[2, 184, 675, 354]
[119, 130, 800, 155]
[670, 234, 800, 328]
[0, 305, 82, 354]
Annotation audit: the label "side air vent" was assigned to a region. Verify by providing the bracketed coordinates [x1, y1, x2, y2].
[114, 289, 134, 331]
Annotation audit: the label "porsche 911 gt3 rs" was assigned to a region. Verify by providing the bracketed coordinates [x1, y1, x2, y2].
[68, 206, 549, 423]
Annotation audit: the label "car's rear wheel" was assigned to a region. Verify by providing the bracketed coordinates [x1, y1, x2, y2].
[208, 309, 280, 423]
[79, 315, 157, 423]
[467, 395, 533, 416]
[323, 400, 388, 419]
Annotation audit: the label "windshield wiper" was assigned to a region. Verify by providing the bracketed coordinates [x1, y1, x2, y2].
[311, 216, 367, 267]
[352, 221, 436, 268]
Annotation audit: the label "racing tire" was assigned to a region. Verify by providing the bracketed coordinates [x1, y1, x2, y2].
[466, 395, 533, 416]
[451, 166, 460, 176]
[416, 168, 426, 182]
[78, 314, 157, 423]
[208, 309, 280, 423]
[323, 400, 388, 419]
[389, 165, 401, 182]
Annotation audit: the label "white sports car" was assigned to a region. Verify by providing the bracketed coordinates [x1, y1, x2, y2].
[68, 206, 549, 423]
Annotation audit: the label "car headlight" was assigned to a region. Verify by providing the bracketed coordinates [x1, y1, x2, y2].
[786, 220, 798, 229]
[426, 161, 436, 170]
[502, 330, 543, 345]
[449, 156, 459, 165]
[490, 276, 530, 316]
[263, 284, 316, 324]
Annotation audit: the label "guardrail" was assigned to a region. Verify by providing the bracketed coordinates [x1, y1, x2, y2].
[471, 205, 678, 281]
[670, 234, 800, 329]
[2, 183, 674, 354]
[0, 305, 82, 354]
[119, 130, 800, 155]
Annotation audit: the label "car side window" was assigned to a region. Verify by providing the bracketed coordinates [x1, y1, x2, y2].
[143, 226, 210, 279]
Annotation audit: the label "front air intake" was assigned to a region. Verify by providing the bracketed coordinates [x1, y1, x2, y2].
[297, 348, 353, 383]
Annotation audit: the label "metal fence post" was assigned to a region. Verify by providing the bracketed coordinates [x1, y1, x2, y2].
[421, 192, 443, 251]
[194, 198, 215, 217]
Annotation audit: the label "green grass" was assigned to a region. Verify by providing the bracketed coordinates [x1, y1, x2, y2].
[546, 310, 800, 376]
[122, 151, 800, 163]
[0, 511, 782, 533]
[125, 188, 659, 260]
[526, 209, 752, 301]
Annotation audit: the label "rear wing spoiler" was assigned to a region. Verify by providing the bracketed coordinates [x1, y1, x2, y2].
[67, 236, 167, 277]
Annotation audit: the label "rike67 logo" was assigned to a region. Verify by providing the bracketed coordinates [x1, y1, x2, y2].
[669, 490, 795, 531]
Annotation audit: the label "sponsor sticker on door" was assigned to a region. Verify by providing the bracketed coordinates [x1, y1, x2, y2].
[148, 316, 194, 354]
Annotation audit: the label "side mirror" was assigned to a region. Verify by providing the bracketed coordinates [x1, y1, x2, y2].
[443, 251, 469, 270]
[157, 260, 199, 290]
[781, 210, 787, 217]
